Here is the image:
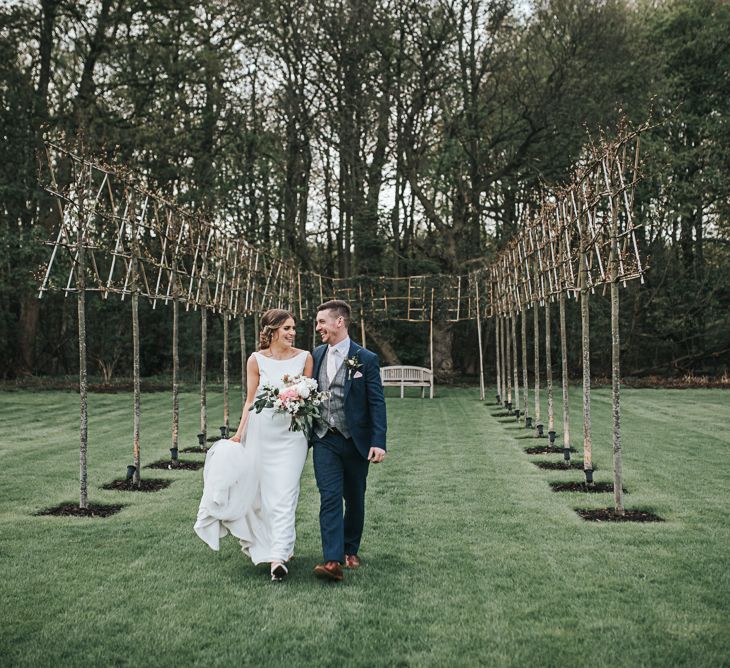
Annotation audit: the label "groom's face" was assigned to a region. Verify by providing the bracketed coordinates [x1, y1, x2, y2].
[316, 309, 345, 345]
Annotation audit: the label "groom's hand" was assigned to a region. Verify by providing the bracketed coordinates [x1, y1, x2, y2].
[368, 447, 386, 464]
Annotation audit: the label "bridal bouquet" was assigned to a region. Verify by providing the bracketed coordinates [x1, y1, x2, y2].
[250, 374, 329, 433]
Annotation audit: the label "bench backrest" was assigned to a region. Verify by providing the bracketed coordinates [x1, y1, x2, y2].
[380, 365, 432, 382]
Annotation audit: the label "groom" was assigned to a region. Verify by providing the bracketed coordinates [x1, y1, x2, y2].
[311, 300, 387, 581]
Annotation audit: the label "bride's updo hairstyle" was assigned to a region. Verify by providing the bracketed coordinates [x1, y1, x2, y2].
[258, 309, 295, 350]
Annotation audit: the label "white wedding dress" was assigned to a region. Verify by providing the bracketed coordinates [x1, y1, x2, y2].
[194, 350, 309, 564]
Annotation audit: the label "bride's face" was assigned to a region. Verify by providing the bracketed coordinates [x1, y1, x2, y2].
[272, 318, 296, 347]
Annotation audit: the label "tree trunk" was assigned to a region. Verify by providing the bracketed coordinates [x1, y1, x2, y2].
[77, 218, 88, 509]
[132, 289, 141, 488]
[431, 320, 454, 383]
[511, 314, 520, 416]
[72, 0, 116, 130]
[240, 315, 247, 410]
[495, 316, 502, 403]
[223, 314, 229, 435]
[559, 293, 569, 457]
[365, 324, 401, 365]
[610, 205, 624, 514]
[545, 301, 555, 433]
[476, 282, 485, 401]
[500, 316, 507, 404]
[505, 315, 512, 405]
[18, 298, 40, 375]
[20, 0, 61, 376]
[171, 296, 179, 464]
[200, 308, 207, 440]
[533, 302, 541, 432]
[521, 307, 529, 423]
[580, 271, 592, 484]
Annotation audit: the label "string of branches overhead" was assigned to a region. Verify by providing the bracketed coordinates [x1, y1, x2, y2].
[38, 123, 645, 324]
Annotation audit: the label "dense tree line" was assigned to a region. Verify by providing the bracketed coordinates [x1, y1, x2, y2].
[1, 0, 728, 381]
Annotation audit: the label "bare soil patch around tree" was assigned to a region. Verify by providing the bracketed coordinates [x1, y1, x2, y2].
[550, 481, 625, 493]
[36, 503, 124, 518]
[532, 460, 593, 470]
[145, 459, 204, 471]
[524, 445, 576, 455]
[101, 479, 172, 492]
[575, 508, 664, 522]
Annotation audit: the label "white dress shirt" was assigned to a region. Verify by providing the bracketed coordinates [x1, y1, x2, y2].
[326, 337, 351, 384]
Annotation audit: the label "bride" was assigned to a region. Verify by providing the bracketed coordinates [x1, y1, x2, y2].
[194, 309, 313, 582]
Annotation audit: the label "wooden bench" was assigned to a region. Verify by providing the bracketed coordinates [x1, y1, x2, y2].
[380, 365, 434, 399]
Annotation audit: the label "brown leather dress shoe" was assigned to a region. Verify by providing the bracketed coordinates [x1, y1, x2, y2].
[313, 561, 344, 581]
[344, 554, 361, 569]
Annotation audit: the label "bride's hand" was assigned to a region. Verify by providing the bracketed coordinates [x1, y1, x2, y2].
[229, 434, 241, 443]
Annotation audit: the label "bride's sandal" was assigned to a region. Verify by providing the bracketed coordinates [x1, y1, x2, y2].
[270, 562, 288, 582]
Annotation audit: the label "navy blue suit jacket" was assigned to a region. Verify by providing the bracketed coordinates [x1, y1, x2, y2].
[312, 341, 387, 460]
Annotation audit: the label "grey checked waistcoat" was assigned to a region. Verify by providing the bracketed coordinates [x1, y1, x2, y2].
[316, 350, 351, 439]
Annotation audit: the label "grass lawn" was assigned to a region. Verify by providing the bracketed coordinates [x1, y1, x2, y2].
[0, 385, 728, 667]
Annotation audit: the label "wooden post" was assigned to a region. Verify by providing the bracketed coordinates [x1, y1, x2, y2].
[476, 282, 485, 401]
[533, 301, 541, 433]
[520, 306, 529, 424]
[76, 203, 88, 509]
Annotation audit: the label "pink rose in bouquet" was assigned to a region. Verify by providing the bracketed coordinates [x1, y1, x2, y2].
[251, 374, 329, 433]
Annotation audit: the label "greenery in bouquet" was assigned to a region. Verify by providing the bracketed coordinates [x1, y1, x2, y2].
[250, 374, 328, 433]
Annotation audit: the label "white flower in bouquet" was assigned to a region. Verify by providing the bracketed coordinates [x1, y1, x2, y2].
[251, 373, 330, 433]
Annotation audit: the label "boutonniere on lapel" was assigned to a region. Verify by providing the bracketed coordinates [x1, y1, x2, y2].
[345, 354, 363, 378]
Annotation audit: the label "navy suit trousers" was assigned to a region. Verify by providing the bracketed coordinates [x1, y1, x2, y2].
[312, 430, 369, 563]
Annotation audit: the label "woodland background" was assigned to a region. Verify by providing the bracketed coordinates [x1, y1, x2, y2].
[1, 0, 729, 383]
